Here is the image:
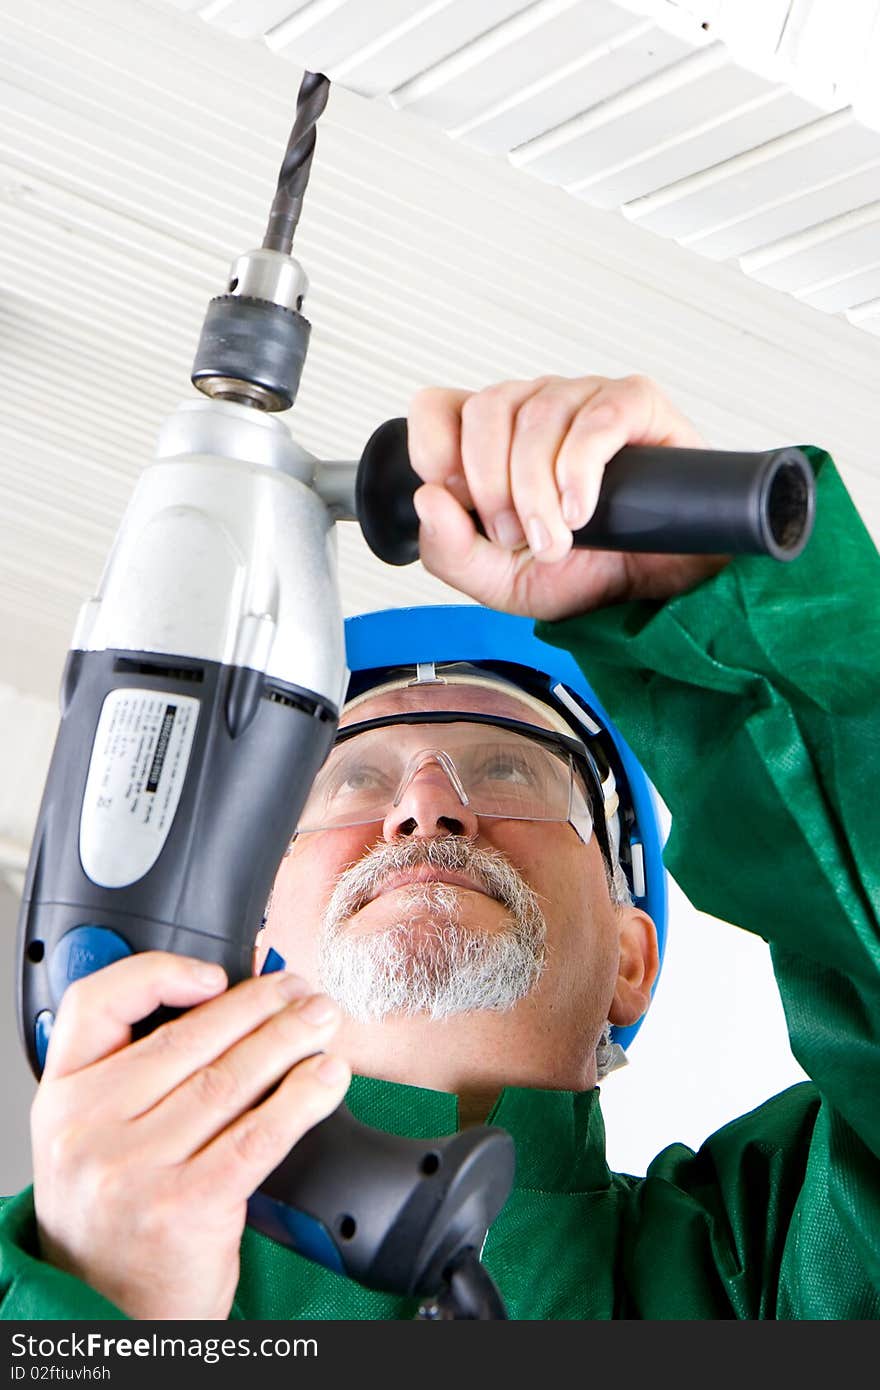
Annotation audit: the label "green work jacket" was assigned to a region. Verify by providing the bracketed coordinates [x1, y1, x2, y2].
[1, 449, 878, 1320]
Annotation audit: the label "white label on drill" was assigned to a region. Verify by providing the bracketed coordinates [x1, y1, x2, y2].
[79, 688, 200, 888]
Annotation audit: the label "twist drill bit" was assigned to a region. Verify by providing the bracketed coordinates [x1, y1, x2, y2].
[263, 70, 330, 256]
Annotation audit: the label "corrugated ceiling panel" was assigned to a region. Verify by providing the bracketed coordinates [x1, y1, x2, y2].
[184, 0, 880, 329]
[518, 75, 822, 211]
[443, 21, 686, 156]
[847, 298, 880, 335]
[265, 0, 537, 93]
[385, 1, 661, 129]
[628, 112, 880, 246]
[741, 204, 880, 295]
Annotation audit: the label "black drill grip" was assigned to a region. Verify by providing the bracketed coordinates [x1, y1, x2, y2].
[355, 417, 815, 566]
[251, 1103, 515, 1297]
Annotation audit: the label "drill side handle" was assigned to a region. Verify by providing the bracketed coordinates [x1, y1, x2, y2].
[354, 416, 816, 566]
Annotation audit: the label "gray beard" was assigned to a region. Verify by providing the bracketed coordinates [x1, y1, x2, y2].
[317, 837, 547, 1022]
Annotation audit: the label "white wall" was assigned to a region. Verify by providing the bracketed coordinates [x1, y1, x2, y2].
[600, 875, 808, 1176]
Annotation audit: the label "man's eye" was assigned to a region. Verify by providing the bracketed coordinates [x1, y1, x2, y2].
[479, 757, 535, 784]
[335, 765, 388, 794]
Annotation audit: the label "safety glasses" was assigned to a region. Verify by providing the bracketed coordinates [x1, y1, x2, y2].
[297, 711, 609, 857]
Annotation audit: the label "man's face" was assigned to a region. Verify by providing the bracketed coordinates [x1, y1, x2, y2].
[262, 681, 645, 1045]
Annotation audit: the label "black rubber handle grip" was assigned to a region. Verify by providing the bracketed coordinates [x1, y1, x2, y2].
[355, 417, 816, 566]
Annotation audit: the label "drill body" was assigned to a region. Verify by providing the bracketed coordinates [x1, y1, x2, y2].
[16, 394, 515, 1304]
[18, 398, 346, 1074]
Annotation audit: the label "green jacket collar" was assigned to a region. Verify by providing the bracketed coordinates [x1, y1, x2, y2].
[346, 1073, 611, 1194]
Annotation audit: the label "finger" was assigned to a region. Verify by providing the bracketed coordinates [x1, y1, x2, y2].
[412, 482, 525, 610]
[71, 970, 317, 1121]
[43, 952, 228, 1081]
[459, 378, 557, 547]
[141, 991, 343, 1160]
[508, 378, 603, 563]
[554, 376, 707, 531]
[407, 386, 475, 510]
[190, 1050, 351, 1205]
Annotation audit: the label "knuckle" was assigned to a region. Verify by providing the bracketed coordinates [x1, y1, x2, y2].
[458, 390, 486, 426]
[622, 372, 655, 398]
[230, 1115, 283, 1167]
[409, 384, 438, 405]
[43, 1122, 88, 1174]
[193, 1062, 240, 1111]
[463, 380, 516, 419]
[143, 1015, 194, 1060]
[515, 391, 564, 433]
[409, 385, 447, 418]
[88, 1155, 135, 1208]
[577, 392, 622, 429]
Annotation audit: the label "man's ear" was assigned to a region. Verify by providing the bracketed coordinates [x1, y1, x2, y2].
[608, 908, 660, 1028]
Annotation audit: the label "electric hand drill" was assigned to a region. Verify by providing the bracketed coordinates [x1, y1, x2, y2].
[15, 72, 515, 1319]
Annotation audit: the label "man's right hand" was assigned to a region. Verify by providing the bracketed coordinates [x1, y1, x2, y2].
[30, 952, 350, 1321]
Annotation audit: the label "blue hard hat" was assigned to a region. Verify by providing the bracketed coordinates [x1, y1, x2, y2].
[343, 605, 668, 1054]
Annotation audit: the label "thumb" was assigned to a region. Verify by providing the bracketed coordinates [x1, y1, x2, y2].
[412, 483, 518, 610]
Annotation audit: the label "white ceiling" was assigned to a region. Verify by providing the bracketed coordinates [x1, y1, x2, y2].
[185, 0, 880, 330]
[1, 0, 880, 862]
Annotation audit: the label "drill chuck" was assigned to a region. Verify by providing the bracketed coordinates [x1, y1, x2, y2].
[191, 249, 311, 412]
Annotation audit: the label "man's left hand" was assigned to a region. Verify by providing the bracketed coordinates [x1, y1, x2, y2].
[408, 373, 731, 621]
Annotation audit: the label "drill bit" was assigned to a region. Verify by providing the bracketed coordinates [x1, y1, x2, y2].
[263, 70, 330, 256]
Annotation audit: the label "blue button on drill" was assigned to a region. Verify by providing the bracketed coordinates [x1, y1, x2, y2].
[48, 925, 133, 1008]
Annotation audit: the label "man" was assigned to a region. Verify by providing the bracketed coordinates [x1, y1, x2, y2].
[1, 374, 877, 1319]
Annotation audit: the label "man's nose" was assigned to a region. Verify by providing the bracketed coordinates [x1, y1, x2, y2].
[381, 757, 480, 841]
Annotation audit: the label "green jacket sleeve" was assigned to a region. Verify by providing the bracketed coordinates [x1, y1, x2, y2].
[536, 448, 880, 1316]
[0, 1190, 127, 1320]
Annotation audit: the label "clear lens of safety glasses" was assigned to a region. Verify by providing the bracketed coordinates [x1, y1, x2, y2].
[297, 720, 594, 841]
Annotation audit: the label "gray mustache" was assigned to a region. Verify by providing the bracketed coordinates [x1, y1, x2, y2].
[329, 836, 531, 920]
